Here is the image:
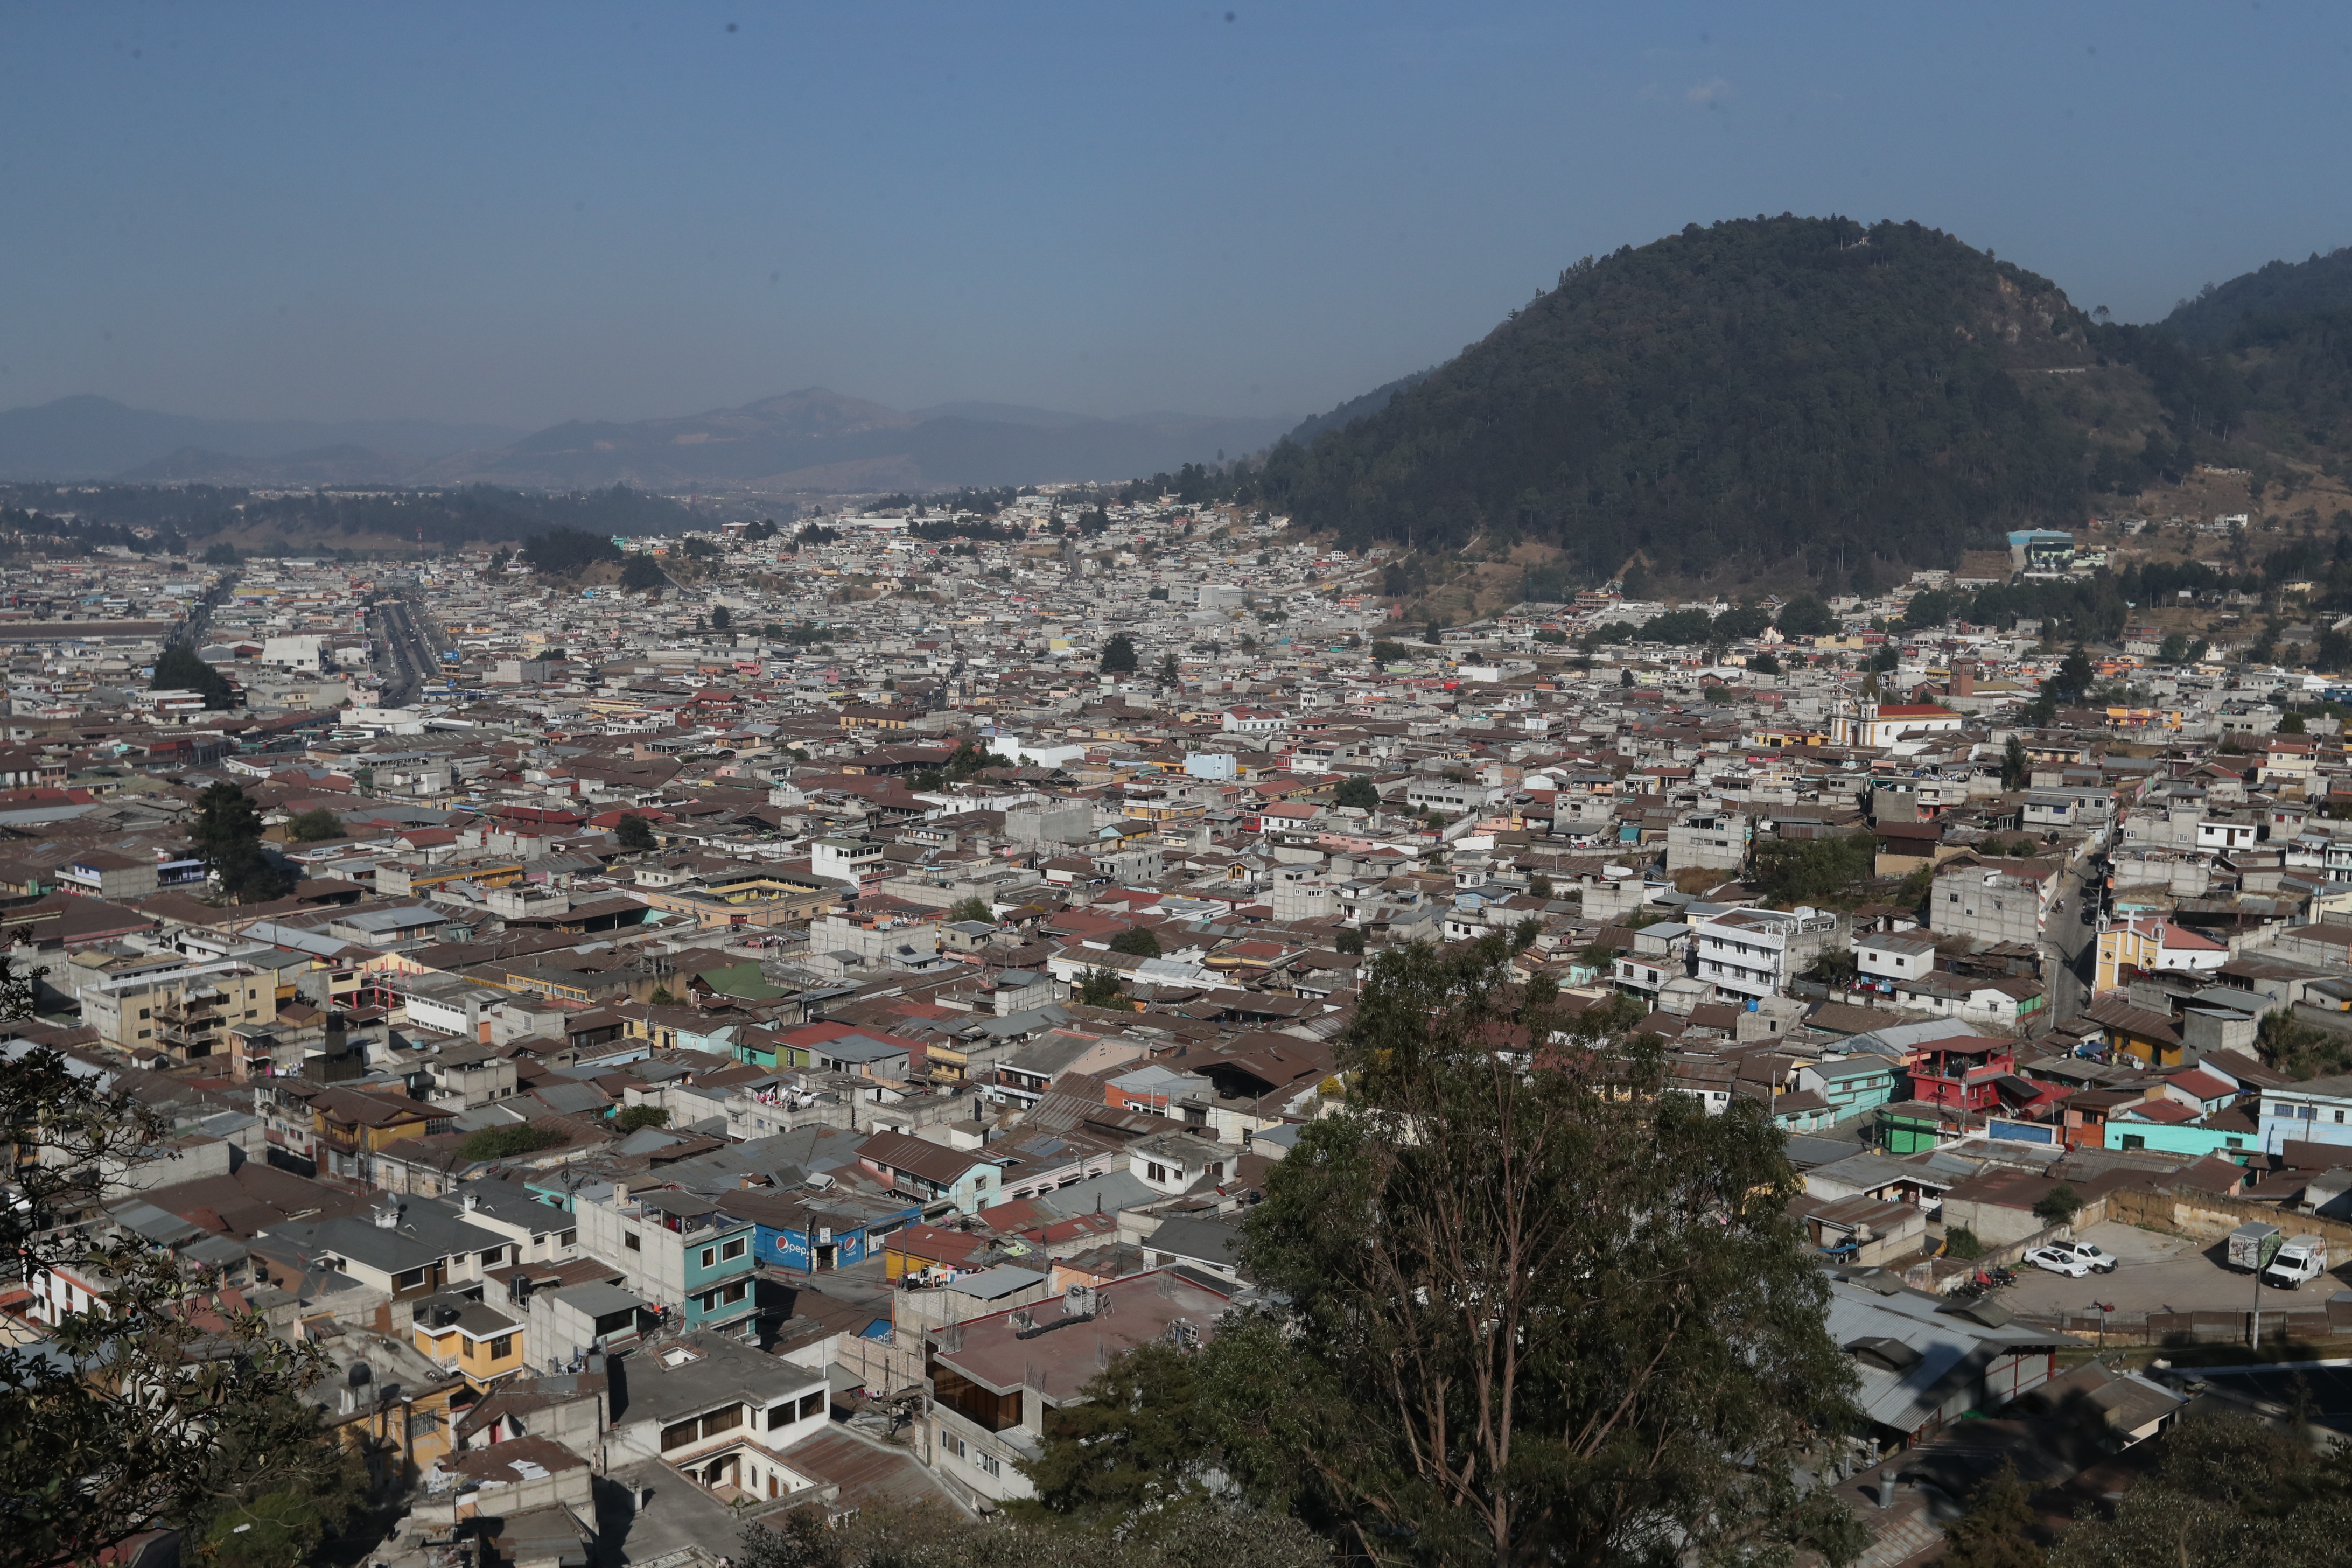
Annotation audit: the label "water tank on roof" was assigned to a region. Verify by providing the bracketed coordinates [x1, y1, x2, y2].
[347, 1361, 373, 1387]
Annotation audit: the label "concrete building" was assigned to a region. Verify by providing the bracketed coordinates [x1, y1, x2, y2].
[1691, 905, 1843, 1000]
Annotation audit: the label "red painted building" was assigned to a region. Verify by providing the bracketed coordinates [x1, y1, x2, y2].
[1907, 1033, 2018, 1112]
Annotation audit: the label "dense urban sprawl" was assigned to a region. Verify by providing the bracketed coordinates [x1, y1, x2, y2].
[15, 492, 2352, 1564]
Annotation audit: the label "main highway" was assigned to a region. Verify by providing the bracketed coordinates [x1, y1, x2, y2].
[371, 591, 447, 708]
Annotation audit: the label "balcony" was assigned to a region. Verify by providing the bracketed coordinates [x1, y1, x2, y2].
[156, 990, 228, 1054]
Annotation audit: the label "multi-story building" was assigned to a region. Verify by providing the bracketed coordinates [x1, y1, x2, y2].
[2094, 914, 2230, 994]
[2255, 1074, 2352, 1154]
[922, 1270, 1242, 1508]
[1905, 1031, 2019, 1114]
[1691, 905, 1842, 1000]
[1930, 861, 2060, 947]
[572, 1183, 760, 1338]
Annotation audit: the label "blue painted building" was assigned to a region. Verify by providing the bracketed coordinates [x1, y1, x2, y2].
[2257, 1073, 2352, 1153]
[724, 1186, 922, 1275]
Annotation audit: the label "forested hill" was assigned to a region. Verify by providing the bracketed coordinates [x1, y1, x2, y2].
[2163, 246, 2352, 349]
[1255, 216, 2097, 585]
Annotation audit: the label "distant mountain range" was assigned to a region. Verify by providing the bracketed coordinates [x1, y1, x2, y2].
[0, 389, 1296, 494]
[0, 396, 523, 481]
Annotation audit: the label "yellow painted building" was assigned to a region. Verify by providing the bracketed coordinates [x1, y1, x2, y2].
[636, 873, 839, 931]
[412, 1298, 528, 1392]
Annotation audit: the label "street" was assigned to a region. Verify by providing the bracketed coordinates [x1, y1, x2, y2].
[371, 592, 446, 706]
[2038, 840, 2104, 1028]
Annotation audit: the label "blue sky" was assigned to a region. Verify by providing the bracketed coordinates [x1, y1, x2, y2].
[4, 2, 2349, 429]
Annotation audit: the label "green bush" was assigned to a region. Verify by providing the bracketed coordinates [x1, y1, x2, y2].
[285, 808, 344, 843]
[458, 1123, 567, 1163]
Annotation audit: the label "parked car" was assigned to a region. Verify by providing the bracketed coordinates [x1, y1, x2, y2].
[2261, 1234, 2328, 1290]
[2053, 1240, 2118, 1273]
[2080, 905, 2096, 925]
[2025, 1246, 2092, 1278]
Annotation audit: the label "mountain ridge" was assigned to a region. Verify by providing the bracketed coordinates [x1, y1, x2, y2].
[0, 396, 523, 480]
[0, 388, 1294, 494]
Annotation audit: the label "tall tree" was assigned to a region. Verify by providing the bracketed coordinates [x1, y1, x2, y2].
[743, 1499, 1329, 1568]
[1211, 942, 1861, 1567]
[614, 813, 657, 852]
[2054, 645, 2096, 701]
[2001, 736, 2032, 791]
[1075, 968, 1127, 1007]
[1775, 593, 1835, 638]
[2052, 1413, 2352, 1567]
[1, 1048, 337, 1567]
[1109, 926, 1162, 958]
[152, 643, 236, 710]
[1101, 633, 1139, 674]
[187, 782, 288, 903]
[1941, 1461, 2046, 1568]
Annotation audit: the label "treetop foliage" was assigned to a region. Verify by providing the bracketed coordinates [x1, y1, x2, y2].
[2, 480, 690, 553]
[1007, 940, 1861, 1567]
[152, 643, 237, 709]
[520, 526, 624, 576]
[3, 1047, 348, 1567]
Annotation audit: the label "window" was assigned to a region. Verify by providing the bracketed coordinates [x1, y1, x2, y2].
[768, 1402, 792, 1431]
[700, 1247, 716, 1269]
[394, 1267, 428, 1290]
[702, 1404, 743, 1438]
[139, 1007, 151, 1019]
[800, 1390, 825, 1420]
[489, 1334, 513, 1359]
[721, 1237, 746, 1261]
[661, 1418, 701, 1452]
[2120, 1134, 2145, 1151]
[976, 1452, 1001, 1478]
[480, 1249, 504, 1267]
[721, 1281, 746, 1305]
[559, 1229, 577, 1248]
[625, 1231, 641, 1251]
[1147, 1163, 1168, 1184]
[941, 1432, 965, 1458]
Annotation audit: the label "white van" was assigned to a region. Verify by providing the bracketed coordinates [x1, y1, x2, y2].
[2260, 1234, 2328, 1290]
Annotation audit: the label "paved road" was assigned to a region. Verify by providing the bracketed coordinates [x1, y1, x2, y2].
[372, 593, 444, 706]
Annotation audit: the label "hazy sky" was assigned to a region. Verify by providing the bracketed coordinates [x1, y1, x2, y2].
[5, 2, 2350, 430]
